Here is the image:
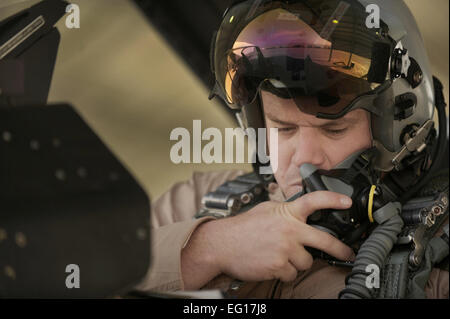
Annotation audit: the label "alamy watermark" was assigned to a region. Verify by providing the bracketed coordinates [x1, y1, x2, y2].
[365, 4, 380, 29]
[169, 120, 278, 175]
[65, 264, 80, 289]
[65, 4, 80, 29]
[365, 264, 380, 289]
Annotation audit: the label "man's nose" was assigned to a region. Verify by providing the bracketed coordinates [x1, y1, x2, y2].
[291, 128, 327, 168]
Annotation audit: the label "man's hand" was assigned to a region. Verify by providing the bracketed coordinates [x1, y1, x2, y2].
[181, 191, 355, 290]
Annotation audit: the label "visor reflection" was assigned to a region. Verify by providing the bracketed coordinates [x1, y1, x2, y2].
[222, 7, 381, 115]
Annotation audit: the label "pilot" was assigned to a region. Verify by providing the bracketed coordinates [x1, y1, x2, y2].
[134, 0, 448, 298]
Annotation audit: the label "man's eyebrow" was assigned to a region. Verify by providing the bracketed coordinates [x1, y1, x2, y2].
[265, 113, 296, 126]
[266, 112, 359, 127]
[319, 117, 359, 128]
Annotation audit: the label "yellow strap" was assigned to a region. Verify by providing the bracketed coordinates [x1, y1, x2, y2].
[368, 185, 377, 223]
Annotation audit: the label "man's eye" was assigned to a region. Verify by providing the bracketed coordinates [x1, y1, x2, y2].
[278, 127, 295, 133]
[325, 128, 347, 136]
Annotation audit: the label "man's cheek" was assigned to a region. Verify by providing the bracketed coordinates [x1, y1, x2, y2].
[327, 134, 369, 166]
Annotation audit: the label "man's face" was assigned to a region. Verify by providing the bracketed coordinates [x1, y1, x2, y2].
[261, 90, 373, 199]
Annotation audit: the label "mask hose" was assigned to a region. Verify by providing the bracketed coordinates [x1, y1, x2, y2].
[338, 206, 404, 299]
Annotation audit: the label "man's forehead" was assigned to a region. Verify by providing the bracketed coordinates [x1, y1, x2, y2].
[264, 106, 364, 127]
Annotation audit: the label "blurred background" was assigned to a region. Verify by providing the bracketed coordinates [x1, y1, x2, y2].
[0, 0, 449, 200]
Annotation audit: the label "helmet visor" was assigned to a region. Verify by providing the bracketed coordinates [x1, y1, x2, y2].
[214, 0, 393, 117]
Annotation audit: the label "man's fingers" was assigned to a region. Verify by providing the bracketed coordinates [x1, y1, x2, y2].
[289, 247, 314, 271]
[301, 224, 355, 261]
[285, 191, 352, 223]
[274, 262, 298, 282]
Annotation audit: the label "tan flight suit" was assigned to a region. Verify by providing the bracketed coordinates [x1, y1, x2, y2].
[133, 170, 449, 299]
